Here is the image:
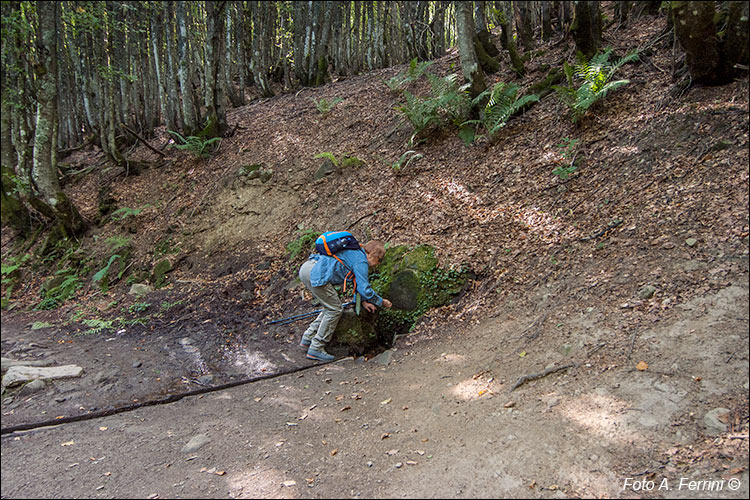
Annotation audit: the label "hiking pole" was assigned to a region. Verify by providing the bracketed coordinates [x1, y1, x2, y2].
[266, 300, 356, 326]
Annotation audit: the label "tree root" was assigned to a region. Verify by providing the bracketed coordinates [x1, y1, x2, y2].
[511, 363, 576, 391]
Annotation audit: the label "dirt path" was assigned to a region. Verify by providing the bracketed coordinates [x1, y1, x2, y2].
[2, 271, 747, 499]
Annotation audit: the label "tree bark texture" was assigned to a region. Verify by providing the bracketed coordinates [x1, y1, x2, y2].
[572, 1, 602, 58]
[455, 0, 486, 100]
[672, 1, 749, 84]
[31, 1, 86, 235]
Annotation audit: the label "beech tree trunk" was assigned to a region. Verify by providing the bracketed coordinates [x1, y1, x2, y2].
[572, 1, 602, 58]
[204, 0, 228, 137]
[455, 1, 486, 100]
[30, 1, 86, 236]
[672, 1, 749, 85]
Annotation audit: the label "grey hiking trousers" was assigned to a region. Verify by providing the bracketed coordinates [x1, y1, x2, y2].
[299, 259, 343, 351]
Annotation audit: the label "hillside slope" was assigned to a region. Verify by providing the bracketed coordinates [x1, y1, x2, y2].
[2, 10, 748, 499]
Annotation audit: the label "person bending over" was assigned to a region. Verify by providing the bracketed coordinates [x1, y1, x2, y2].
[298, 239, 392, 361]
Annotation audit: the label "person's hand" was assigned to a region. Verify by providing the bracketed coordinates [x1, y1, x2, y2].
[382, 299, 392, 309]
[363, 301, 377, 313]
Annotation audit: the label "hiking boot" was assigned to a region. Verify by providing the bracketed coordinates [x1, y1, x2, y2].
[299, 336, 312, 348]
[306, 347, 335, 362]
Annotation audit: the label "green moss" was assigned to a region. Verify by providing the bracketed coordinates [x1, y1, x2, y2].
[371, 245, 468, 338]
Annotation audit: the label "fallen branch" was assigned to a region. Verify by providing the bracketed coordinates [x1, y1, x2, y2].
[511, 363, 575, 391]
[346, 209, 382, 230]
[121, 123, 166, 157]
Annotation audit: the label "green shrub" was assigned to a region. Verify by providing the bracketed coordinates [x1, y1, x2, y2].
[553, 48, 639, 122]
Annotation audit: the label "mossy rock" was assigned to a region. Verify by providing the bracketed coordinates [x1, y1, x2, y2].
[330, 309, 379, 354]
[238, 164, 262, 179]
[152, 259, 172, 287]
[387, 270, 420, 311]
[372, 245, 468, 338]
[326, 244, 469, 352]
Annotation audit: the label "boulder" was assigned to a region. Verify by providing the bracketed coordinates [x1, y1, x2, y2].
[152, 258, 172, 286]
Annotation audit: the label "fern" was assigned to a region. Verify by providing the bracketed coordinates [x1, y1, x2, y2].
[463, 82, 539, 140]
[386, 58, 435, 90]
[167, 130, 221, 158]
[553, 48, 639, 122]
[36, 273, 82, 310]
[93, 254, 121, 293]
[286, 229, 320, 261]
[313, 152, 339, 167]
[397, 73, 471, 144]
[105, 235, 131, 251]
[391, 150, 423, 172]
[80, 318, 115, 335]
[111, 206, 143, 221]
[312, 97, 342, 114]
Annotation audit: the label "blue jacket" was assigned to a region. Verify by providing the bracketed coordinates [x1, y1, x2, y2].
[308, 249, 384, 306]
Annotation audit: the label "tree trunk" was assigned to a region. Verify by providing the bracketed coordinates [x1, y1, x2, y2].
[672, 1, 749, 85]
[31, 1, 86, 236]
[176, 1, 199, 134]
[474, 1, 487, 33]
[614, 1, 631, 26]
[495, 2, 525, 76]
[541, 1, 553, 40]
[722, 1, 750, 78]
[1, 73, 31, 235]
[455, 1, 486, 100]
[515, 1, 536, 50]
[572, 1, 601, 58]
[672, 1, 720, 84]
[224, 3, 245, 107]
[203, 0, 229, 138]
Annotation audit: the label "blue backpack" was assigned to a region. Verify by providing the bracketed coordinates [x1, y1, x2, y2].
[315, 231, 361, 256]
[315, 231, 361, 295]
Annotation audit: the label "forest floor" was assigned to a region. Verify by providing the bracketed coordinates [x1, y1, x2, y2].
[2, 9, 749, 499]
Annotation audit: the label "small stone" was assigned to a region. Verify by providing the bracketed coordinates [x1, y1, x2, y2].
[394, 462, 403, 469]
[638, 285, 656, 300]
[685, 238, 697, 247]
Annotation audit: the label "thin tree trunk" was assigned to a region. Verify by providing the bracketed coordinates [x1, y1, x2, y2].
[204, 0, 228, 137]
[176, 1, 199, 134]
[455, 0, 486, 100]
